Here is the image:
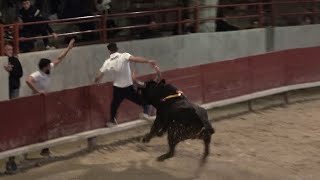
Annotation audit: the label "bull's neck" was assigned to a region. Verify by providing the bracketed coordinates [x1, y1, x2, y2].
[151, 99, 176, 110]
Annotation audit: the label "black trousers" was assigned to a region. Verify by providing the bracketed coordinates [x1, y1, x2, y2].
[110, 85, 145, 122]
[21, 23, 53, 50]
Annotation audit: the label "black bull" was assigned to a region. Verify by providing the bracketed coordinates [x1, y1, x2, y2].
[137, 79, 215, 162]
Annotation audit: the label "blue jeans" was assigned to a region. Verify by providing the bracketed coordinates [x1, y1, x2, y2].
[143, 105, 152, 115]
[9, 89, 20, 99]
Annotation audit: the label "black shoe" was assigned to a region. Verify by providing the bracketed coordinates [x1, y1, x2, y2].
[5, 157, 18, 174]
[40, 148, 51, 157]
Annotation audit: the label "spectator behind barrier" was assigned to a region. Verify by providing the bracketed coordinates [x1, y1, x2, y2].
[0, 11, 3, 24]
[60, 0, 97, 42]
[18, 0, 58, 52]
[183, 19, 195, 34]
[95, 2, 119, 39]
[3, 43, 23, 99]
[139, 21, 162, 39]
[215, 10, 240, 32]
[34, 0, 62, 18]
[96, 0, 111, 14]
[301, 15, 313, 25]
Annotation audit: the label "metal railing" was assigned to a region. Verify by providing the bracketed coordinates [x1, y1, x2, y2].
[0, 0, 319, 56]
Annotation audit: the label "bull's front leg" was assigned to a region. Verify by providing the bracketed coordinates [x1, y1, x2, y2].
[142, 114, 165, 143]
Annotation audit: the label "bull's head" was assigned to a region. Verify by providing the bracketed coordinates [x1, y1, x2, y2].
[137, 78, 182, 109]
[137, 78, 167, 106]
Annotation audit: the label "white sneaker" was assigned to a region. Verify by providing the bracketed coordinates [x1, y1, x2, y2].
[139, 113, 156, 121]
[106, 122, 117, 128]
[106, 118, 118, 128]
[46, 45, 56, 50]
[113, 118, 118, 124]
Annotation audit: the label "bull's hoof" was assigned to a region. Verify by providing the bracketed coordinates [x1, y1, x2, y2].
[156, 131, 165, 137]
[157, 153, 173, 162]
[200, 156, 208, 166]
[142, 135, 151, 143]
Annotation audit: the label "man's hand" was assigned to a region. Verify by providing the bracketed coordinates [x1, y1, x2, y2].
[148, 60, 156, 67]
[153, 65, 162, 82]
[52, 33, 58, 39]
[153, 65, 160, 72]
[52, 38, 75, 66]
[67, 39, 75, 49]
[39, 91, 47, 95]
[132, 69, 137, 81]
[94, 71, 104, 84]
[33, 90, 46, 95]
[4, 64, 13, 72]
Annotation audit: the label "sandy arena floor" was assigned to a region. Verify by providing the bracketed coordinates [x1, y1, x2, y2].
[1, 99, 320, 180]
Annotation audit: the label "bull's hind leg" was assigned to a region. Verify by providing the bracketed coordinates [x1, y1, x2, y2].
[157, 142, 177, 162]
[157, 132, 178, 162]
[202, 134, 212, 164]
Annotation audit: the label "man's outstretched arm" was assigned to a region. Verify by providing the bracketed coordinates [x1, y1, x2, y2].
[129, 56, 156, 66]
[94, 71, 104, 84]
[52, 39, 75, 66]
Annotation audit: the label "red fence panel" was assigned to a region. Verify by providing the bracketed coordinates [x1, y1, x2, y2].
[117, 100, 143, 123]
[285, 47, 320, 85]
[88, 83, 113, 129]
[89, 82, 145, 126]
[250, 52, 286, 92]
[163, 66, 204, 104]
[44, 87, 91, 140]
[202, 58, 252, 103]
[0, 95, 47, 151]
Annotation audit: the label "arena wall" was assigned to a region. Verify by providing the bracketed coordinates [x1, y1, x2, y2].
[1, 46, 320, 154]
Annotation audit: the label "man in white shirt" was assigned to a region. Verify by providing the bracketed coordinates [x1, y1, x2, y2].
[25, 39, 75, 157]
[26, 39, 75, 94]
[94, 43, 158, 127]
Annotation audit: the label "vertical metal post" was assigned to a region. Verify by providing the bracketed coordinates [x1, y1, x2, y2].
[87, 137, 97, 151]
[284, 92, 289, 105]
[271, 0, 277, 27]
[178, 8, 182, 35]
[258, 2, 264, 28]
[194, 2, 200, 33]
[248, 100, 254, 111]
[100, 15, 107, 43]
[0, 25, 5, 56]
[312, 0, 318, 23]
[13, 23, 20, 54]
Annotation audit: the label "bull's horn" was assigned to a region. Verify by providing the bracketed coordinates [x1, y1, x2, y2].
[135, 80, 146, 88]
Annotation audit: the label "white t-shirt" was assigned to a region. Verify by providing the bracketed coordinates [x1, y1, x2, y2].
[30, 63, 54, 93]
[100, 52, 133, 88]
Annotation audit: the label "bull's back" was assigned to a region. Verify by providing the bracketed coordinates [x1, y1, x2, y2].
[167, 100, 214, 133]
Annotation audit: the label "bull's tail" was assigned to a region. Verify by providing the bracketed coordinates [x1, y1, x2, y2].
[195, 106, 215, 135]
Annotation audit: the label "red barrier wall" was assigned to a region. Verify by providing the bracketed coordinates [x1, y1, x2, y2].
[1, 46, 320, 152]
[0, 95, 47, 151]
[250, 52, 286, 92]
